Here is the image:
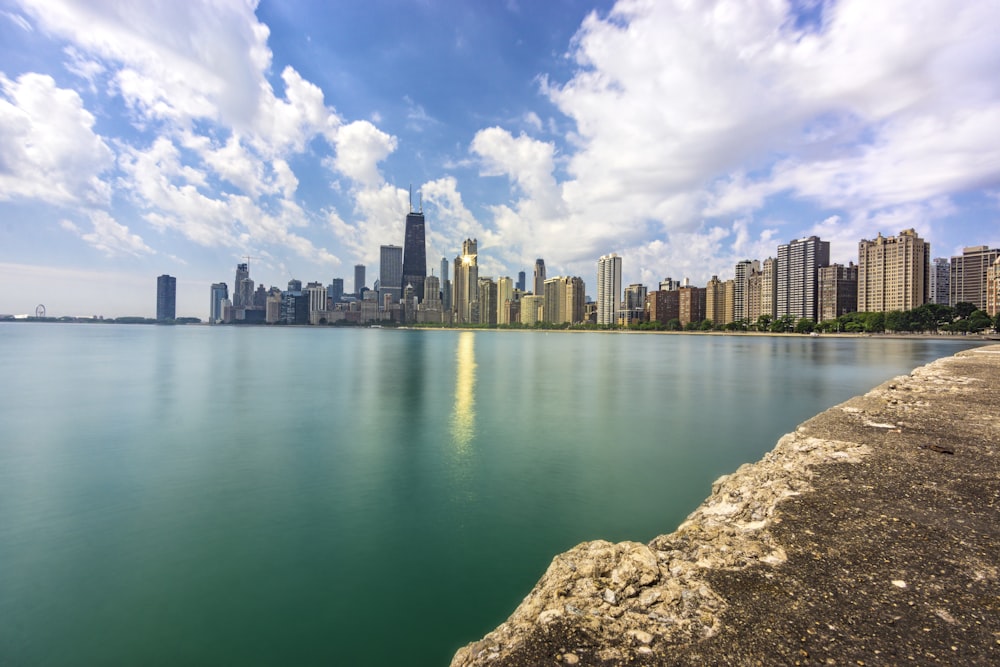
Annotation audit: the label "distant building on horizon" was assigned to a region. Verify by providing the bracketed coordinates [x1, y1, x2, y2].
[440, 257, 451, 313]
[210, 282, 228, 324]
[328, 278, 344, 305]
[858, 229, 929, 313]
[156, 274, 176, 321]
[533, 259, 546, 296]
[379, 244, 403, 309]
[453, 239, 479, 324]
[517, 271, 526, 292]
[354, 264, 366, 297]
[986, 256, 1000, 317]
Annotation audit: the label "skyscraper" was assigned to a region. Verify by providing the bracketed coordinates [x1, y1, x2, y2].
[818, 263, 859, 322]
[950, 245, 1000, 310]
[929, 258, 950, 305]
[210, 282, 228, 324]
[497, 277, 514, 325]
[776, 236, 829, 321]
[597, 253, 622, 325]
[354, 264, 366, 297]
[987, 257, 1000, 317]
[857, 229, 929, 313]
[517, 271, 526, 292]
[453, 239, 479, 324]
[328, 278, 344, 305]
[402, 206, 427, 302]
[233, 262, 253, 310]
[733, 259, 759, 321]
[760, 258, 777, 319]
[533, 259, 546, 295]
[156, 274, 176, 321]
[379, 244, 403, 309]
[705, 275, 727, 325]
[440, 257, 451, 313]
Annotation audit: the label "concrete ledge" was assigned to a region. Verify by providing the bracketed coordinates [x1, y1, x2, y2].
[451, 345, 1000, 666]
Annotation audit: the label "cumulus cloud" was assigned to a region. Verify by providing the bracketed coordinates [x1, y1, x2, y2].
[61, 211, 154, 257]
[0, 72, 113, 205]
[456, 0, 1000, 286]
[331, 120, 398, 188]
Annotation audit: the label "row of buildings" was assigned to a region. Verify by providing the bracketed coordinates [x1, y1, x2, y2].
[198, 216, 1000, 327]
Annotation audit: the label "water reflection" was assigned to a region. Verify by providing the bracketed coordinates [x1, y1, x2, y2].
[450, 331, 477, 450]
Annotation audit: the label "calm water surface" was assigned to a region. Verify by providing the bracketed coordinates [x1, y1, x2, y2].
[0, 323, 984, 666]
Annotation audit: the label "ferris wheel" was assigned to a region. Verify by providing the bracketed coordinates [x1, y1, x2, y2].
[35, 304, 45, 318]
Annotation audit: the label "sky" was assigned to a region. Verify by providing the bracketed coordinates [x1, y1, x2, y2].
[1, 0, 999, 318]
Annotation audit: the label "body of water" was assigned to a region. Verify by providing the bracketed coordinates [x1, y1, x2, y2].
[0, 324, 983, 665]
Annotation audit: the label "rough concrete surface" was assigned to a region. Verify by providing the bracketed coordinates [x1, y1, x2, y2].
[451, 346, 1000, 666]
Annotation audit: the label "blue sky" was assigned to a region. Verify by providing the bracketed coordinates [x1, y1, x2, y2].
[1, 0, 999, 318]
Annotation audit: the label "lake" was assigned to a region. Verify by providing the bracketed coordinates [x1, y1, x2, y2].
[0, 323, 984, 665]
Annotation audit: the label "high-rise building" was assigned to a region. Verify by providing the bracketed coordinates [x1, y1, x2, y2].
[328, 278, 344, 305]
[402, 207, 427, 302]
[647, 290, 680, 324]
[724, 279, 736, 324]
[596, 253, 622, 326]
[818, 263, 859, 322]
[287, 279, 302, 294]
[439, 257, 451, 312]
[543, 276, 585, 324]
[453, 239, 479, 324]
[533, 259, 546, 295]
[379, 244, 403, 309]
[857, 229, 929, 313]
[210, 282, 228, 324]
[777, 236, 830, 321]
[746, 269, 763, 323]
[733, 260, 759, 321]
[497, 277, 514, 325]
[520, 294, 544, 325]
[705, 275, 726, 325]
[156, 274, 176, 321]
[760, 257, 777, 319]
[233, 263, 253, 310]
[478, 278, 498, 325]
[950, 245, 1000, 310]
[678, 286, 706, 327]
[986, 257, 1000, 317]
[659, 277, 679, 292]
[354, 264, 366, 296]
[517, 271, 526, 292]
[929, 258, 950, 305]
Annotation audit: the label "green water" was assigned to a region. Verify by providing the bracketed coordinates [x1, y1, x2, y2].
[0, 324, 983, 665]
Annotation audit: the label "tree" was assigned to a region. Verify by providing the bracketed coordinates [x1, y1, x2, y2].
[967, 310, 992, 333]
[794, 318, 815, 334]
[954, 301, 977, 319]
[755, 314, 772, 332]
[665, 318, 682, 331]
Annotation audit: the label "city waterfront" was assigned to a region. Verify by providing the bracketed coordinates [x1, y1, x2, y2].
[0, 323, 986, 666]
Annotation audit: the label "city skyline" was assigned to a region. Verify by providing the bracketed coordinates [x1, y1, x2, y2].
[2, 0, 1000, 317]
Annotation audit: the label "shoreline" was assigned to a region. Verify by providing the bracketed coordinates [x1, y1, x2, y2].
[450, 345, 1000, 666]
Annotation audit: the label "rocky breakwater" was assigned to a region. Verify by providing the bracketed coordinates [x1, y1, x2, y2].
[451, 345, 1000, 666]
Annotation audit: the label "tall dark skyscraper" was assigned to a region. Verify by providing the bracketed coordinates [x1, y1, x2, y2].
[157, 274, 176, 321]
[402, 202, 427, 302]
[354, 264, 366, 296]
[517, 271, 526, 292]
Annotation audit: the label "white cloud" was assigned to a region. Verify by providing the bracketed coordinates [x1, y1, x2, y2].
[61, 211, 154, 257]
[0, 72, 113, 205]
[19, 0, 271, 129]
[331, 120, 398, 188]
